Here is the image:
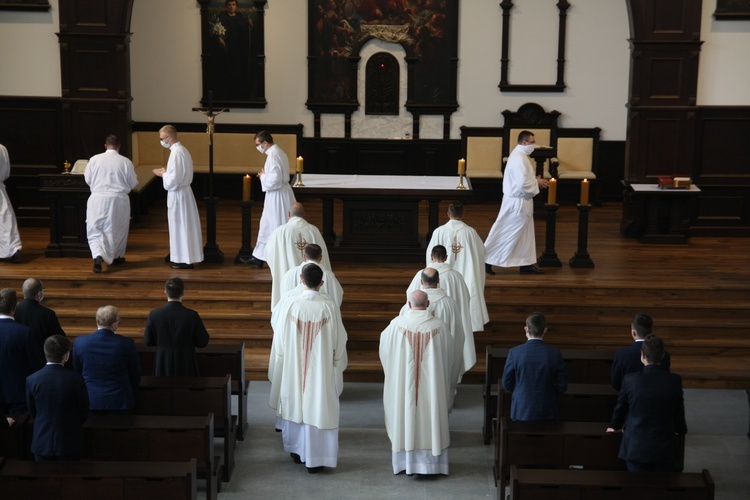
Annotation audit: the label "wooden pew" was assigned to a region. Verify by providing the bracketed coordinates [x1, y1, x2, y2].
[496, 418, 626, 495]
[136, 343, 250, 441]
[0, 456, 197, 500]
[84, 414, 221, 500]
[483, 346, 616, 443]
[133, 375, 236, 482]
[508, 465, 714, 500]
[494, 383, 619, 424]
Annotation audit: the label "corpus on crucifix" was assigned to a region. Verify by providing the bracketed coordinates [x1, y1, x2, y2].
[192, 91, 228, 263]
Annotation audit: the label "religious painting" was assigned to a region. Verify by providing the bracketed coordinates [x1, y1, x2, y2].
[198, 0, 267, 108]
[0, 0, 50, 10]
[714, 0, 750, 20]
[307, 0, 459, 114]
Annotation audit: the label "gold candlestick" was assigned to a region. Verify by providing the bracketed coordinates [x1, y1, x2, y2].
[294, 170, 305, 187]
[456, 173, 467, 190]
[63, 160, 72, 174]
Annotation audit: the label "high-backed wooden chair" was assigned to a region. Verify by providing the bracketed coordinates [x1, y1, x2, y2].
[502, 102, 560, 179]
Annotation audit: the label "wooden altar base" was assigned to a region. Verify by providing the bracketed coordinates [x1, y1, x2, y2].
[1, 199, 749, 392]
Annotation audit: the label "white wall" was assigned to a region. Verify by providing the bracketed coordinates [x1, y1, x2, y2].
[2, 1, 750, 142]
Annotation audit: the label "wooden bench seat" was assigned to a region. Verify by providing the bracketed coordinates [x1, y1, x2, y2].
[133, 375, 236, 482]
[136, 343, 250, 441]
[508, 465, 714, 500]
[84, 414, 221, 500]
[0, 457, 197, 500]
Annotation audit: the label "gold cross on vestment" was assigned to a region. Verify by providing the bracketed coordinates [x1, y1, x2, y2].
[451, 236, 463, 255]
[295, 233, 308, 259]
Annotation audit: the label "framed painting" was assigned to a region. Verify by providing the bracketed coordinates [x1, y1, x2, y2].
[306, 0, 459, 115]
[0, 1, 50, 10]
[714, 0, 750, 20]
[197, 0, 267, 108]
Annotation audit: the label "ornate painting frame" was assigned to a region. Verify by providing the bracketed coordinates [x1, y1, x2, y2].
[306, 0, 459, 117]
[197, 0, 267, 109]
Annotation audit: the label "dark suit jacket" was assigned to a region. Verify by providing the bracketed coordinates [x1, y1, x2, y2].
[0, 317, 40, 412]
[73, 329, 141, 411]
[610, 364, 687, 466]
[26, 363, 89, 458]
[611, 340, 671, 391]
[144, 301, 209, 376]
[502, 338, 568, 421]
[14, 299, 66, 358]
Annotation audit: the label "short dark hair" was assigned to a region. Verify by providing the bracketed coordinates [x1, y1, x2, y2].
[517, 130, 534, 144]
[165, 277, 185, 299]
[421, 268, 440, 288]
[254, 130, 273, 144]
[641, 334, 665, 364]
[448, 202, 464, 218]
[45, 335, 71, 363]
[431, 245, 447, 262]
[301, 263, 323, 289]
[0, 288, 18, 315]
[304, 243, 323, 262]
[105, 134, 120, 148]
[526, 311, 546, 337]
[631, 313, 653, 339]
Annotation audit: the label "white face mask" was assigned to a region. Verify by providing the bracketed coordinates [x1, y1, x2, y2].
[256, 144, 265, 154]
[519, 143, 536, 155]
[160, 140, 170, 149]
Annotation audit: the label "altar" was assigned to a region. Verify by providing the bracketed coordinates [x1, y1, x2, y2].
[292, 174, 473, 262]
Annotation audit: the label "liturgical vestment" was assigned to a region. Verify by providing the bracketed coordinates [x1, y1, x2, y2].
[280, 261, 343, 307]
[380, 309, 453, 475]
[163, 142, 203, 265]
[269, 290, 348, 469]
[265, 217, 331, 309]
[425, 220, 489, 332]
[0, 144, 21, 259]
[252, 144, 296, 261]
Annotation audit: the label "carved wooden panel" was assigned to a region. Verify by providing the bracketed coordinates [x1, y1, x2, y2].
[629, 42, 701, 106]
[625, 110, 696, 181]
[58, 0, 133, 34]
[365, 52, 399, 115]
[627, 0, 701, 41]
[59, 35, 131, 99]
[62, 101, 132, 162]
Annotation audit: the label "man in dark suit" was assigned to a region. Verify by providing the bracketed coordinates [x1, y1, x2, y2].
[26, 335, 89, 461]
[73, 305, 140, 414]
[607, 334, 687, 472]
[611, 313, 671, 391]
[502, 312, 568, 421]
[144, 277, 209, 376]
[14, 277, 66, 359]
[0, 288, 41, 415]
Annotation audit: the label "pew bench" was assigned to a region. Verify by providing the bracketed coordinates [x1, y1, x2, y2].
[136, 343, 250, 441]
[0, 413, 30, 459]
[483, 346, 616, 444]
[0, 457, 197, 500]
[133, 375, 236, 482]
[508, 465, 714, 500]
[84, 414, 221, 500]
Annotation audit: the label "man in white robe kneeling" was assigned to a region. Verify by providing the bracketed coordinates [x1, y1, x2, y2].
[380, 290, 454, 476]
[269, 263, 348, 473]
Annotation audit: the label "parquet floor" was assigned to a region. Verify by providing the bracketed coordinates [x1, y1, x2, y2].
[1, 197, 749, 388]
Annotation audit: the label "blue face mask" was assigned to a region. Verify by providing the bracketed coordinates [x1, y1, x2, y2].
[160, 140, 170, 149]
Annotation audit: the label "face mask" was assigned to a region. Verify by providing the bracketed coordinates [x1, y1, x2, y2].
[160, 140, 170, 149]
[256, 144, 265, 154]
[519, 143, 536, 155]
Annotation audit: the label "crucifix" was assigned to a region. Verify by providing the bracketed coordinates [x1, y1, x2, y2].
[193, 90, 228, 263]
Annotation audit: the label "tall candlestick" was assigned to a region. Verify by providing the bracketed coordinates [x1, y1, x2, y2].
[547, 178, 557, 205]
[458, 158, 466, 176]
[242, 174, 251, 202]
[580, 178, 590, 206]
[296, 156, 304, 173]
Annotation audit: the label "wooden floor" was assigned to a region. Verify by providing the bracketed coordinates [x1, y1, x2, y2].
[2, 196, 749, 388]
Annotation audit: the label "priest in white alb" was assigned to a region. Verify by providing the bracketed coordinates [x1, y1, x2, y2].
[406, 244, 475, 376]
[280, 243, 342, 307]
[243, 130, 296, 268]
[426, 202, 489, 332]
[264, 202, 331, 309]
[268, 263, 347, 473]
[401, 267, 471, 388]
[84, 134, 139, 273]
[0, 143, 22, 263]
[380, 290, 453, 476]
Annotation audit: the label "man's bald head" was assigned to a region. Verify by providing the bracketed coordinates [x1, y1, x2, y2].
[420, 268, 440, 289]
[289, 202, 305, 218]
[22, 278, 44, 299]
[409, 290, 429, 310]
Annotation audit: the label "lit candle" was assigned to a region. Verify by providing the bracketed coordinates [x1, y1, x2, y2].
[548, 178, 557, 205]
[296, 156, 304, 173]
[580, 178, 590, 206]
[242, 174, 251, 202]
[458, 158, 466, 176]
